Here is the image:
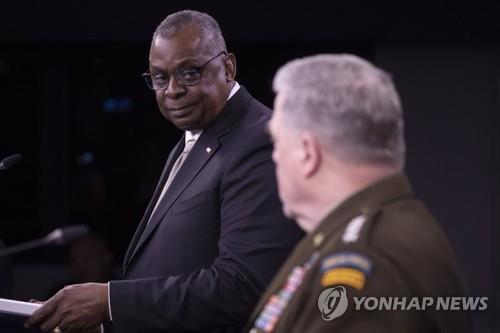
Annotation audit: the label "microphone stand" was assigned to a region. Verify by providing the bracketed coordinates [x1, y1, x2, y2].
[0, 226, 87, 257]
[0, 238, 52, 257]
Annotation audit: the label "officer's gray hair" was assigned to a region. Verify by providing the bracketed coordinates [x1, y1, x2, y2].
[153, 10, 227, 56]
[273, 54, 406, 169]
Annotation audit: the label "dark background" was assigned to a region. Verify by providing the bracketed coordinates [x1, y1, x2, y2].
[0, 1, 498, 331]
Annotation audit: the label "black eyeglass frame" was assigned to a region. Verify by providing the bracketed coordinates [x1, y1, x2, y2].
[141, 51, 227, 90]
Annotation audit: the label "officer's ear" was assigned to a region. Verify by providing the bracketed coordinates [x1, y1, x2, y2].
[224, 53, 237, 82]
[300, 133, 321, 178]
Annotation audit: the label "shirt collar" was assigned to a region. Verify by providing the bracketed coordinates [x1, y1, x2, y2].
[228, 81, 240, 100]
[185, 130, 202, 145]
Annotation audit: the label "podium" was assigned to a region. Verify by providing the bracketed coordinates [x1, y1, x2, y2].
[0, 298, 42, 332]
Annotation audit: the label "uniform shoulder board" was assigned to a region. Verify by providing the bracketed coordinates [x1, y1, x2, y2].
[342, 215, 367, 243]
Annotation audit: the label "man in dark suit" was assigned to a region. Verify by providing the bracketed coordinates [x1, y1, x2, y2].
[245, 54, 471, 332]
[26, 10, 302, 333]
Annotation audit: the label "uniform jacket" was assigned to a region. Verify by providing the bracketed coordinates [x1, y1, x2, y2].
[108, 86, 303, 333]
[246, 174, 472, 333]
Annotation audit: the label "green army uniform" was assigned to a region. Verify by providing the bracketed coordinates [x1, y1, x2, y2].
[245, 174, 472, 333]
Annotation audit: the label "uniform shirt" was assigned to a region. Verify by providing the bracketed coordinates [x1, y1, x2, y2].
[246, 173, 472, 333]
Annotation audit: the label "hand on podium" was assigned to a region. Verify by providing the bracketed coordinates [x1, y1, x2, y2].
[25, 283, 109, 333]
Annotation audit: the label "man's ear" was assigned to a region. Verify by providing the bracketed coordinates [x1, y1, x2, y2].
[224, 53, 237, 82]
[300, 133, 322, 178]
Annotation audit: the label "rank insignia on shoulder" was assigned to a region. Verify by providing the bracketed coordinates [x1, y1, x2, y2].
[321, 267, 366, 290]
[342, 215, 367, 243]
[319, 252, 373, 289]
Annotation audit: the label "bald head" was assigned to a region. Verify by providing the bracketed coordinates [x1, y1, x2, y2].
[152, 10, 227, 57]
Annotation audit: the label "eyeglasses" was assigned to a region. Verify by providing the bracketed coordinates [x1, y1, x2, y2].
[142, 51, 227, 90]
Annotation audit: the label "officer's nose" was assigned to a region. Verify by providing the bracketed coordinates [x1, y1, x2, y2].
[164, 76, 186, 99]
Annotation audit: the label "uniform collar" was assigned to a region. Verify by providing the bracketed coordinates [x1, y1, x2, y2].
[311, 173, 413, 247]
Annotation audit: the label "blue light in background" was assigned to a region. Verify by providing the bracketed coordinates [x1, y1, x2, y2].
[102, 97, 134, 113]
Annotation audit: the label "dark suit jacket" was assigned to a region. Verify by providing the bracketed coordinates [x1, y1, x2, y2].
[246, 174, 471, 333]
[108, 86, 303, 333]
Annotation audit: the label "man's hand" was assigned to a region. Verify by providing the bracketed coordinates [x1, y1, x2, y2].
[25, 283, 109, 333]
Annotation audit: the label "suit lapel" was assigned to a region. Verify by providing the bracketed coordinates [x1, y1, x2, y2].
[123, 138, 185, 271]
[127, 134, 220, 265]
[124, 86, 253, 273]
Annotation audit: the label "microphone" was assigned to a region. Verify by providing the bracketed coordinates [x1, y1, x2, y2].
[0, 154, 22, 171]
[44, 225, 90, 245]
[0, 224, 90, 256]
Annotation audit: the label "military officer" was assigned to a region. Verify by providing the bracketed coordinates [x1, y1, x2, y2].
[245, 54, 472, 332]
